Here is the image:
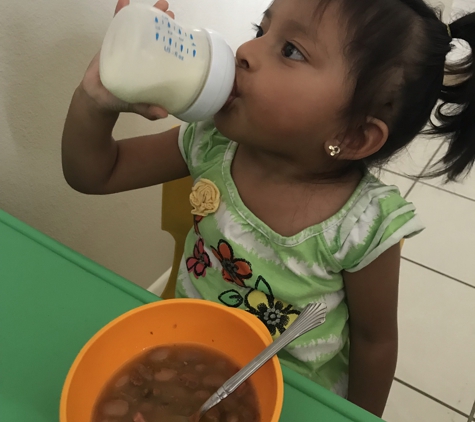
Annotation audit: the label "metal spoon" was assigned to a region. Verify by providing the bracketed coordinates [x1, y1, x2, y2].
[187, 301, 327, 422]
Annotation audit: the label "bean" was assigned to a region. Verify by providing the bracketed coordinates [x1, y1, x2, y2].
[177, 405, 194, 417]
[139, 402, 154, 413]
[141, 388, 152, 398]
[222, 396, 239, 413]
[154, 368, 177, 382]
[133, 412, 147, 422]
[149, 347, 170, 362]
[159, 393, 174, 406]
[114, 375, 129, 388]
[227, 414, 239, 422]
[203, 407, 220, 422]
[194, 390, 211, 401]
[178, 372, 200, 389]
[102, 399, 129, 417]
[129, 371, 144, 386]
[240, 407, 258, 421]
[154, 408, 184, 421]
[137, 364, 154, 381]
[235, 382, 248, 398]
[215, 360, 228, 370]
[203, 374, 226, 388]
[119, 391, 137, 403]
[194, 364, 206, 372]
[168, 385, 188, 402]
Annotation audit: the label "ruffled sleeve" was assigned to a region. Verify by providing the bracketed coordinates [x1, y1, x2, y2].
[178, 121, 193, 164]
[178, 120, 213, 168]
[178, 119, 229, 179]
[331, 178, 425, 273]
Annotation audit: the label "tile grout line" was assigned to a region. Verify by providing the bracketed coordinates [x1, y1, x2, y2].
[385, 168, 475, 203]
[403, 175, 419, 199]
[469, 399, 475, 422]
[401, 257, 475, 289]
[394, 377, 469, 418]
[417, 180, 475, 203]
[382, 168, 415, 181]
[407, 140, 444, 197]
[382, 168, 418, 199]
[385, 142, 475, 202]
[383, 141, 444, 199]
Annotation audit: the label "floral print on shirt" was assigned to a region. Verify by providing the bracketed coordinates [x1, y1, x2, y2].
[186, 237, 211, 278]
[218, 275, 301, 338]
[211, 240, 252, 287]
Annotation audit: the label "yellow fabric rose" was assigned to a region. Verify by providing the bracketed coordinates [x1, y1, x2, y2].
[189, 179, 221, 216]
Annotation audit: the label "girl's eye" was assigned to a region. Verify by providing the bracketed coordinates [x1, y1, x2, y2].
[282, 42, 305, 61]
[251, 23, 305, 62]
[252, 23, 264, 38]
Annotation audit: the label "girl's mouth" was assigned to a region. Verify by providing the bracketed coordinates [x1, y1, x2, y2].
[222, 79, 239, 109]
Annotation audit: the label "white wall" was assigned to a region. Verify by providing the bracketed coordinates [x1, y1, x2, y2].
[0, 0, 453, 289]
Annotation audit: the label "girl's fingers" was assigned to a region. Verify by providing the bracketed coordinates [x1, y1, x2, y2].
[153, 0, 169, 12]
[129, 104, 169, 120]
[115, 0, 174, 19]
[153, 0, 175, 18]
[148, 105, 169, 119]
[114, 0, 129, 16]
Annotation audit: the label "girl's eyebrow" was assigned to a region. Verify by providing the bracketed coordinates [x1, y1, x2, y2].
[263, 8, 313, 39]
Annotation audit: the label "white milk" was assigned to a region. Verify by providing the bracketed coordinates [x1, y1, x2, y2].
[100, 4, 235, 122]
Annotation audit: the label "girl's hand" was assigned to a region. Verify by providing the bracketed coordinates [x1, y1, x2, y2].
[79, 0, 175, 120]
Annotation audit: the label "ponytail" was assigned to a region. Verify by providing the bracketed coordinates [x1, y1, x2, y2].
[426, 13, 475, 181]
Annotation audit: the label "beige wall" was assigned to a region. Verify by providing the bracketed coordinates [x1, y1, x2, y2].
[0, 0, 179, 289]
[0, 0, 453, 289]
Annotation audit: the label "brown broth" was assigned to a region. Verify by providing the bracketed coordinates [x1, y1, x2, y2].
[92, 344, 260, 422]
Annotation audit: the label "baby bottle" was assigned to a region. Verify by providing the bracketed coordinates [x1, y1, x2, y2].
[99, 3, 235, 122]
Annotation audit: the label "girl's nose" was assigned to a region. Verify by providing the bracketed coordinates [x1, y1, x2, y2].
[235, 40, 259, 71]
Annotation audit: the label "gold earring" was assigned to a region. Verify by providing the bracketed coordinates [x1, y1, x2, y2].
[328, 145, 341, 157]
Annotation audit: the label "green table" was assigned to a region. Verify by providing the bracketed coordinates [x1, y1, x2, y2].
[0, 210, 382, 422]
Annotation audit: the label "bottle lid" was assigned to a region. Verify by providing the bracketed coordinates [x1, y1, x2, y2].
[175, 29, 235, 122]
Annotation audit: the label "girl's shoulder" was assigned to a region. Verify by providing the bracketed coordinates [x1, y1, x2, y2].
[323, 172, 425, 273]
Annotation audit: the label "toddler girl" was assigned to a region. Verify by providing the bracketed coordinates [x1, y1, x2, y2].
[62, 0, 475, 416]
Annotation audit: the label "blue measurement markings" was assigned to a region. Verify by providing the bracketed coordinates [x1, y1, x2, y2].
[154, 16, 196, 61]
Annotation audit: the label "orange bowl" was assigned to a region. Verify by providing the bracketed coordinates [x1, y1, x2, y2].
[60, 299, 283, 422]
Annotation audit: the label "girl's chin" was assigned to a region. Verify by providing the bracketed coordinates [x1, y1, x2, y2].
[214, 103, 237, 125]
[213, 111, 244, 141]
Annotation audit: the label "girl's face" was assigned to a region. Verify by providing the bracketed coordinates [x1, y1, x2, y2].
[214, 0, 351, 163]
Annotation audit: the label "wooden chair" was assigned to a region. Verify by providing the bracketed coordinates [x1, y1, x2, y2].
[160, 176, 404, 299]
[160, 176, 194, 299]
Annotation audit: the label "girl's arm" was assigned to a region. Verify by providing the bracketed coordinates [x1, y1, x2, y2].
[61, 0, 189, 195]
[62, 86, 189, 195]
[343, 244, 401, 417]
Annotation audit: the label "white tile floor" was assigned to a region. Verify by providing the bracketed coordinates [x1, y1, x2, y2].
[379, 140, 475, 417]
[380, 1, 475, 420]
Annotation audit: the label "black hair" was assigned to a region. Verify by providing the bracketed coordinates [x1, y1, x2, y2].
[320, 0, 475, 181]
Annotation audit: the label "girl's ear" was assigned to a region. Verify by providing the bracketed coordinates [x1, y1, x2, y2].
[324, 117, 389, 161]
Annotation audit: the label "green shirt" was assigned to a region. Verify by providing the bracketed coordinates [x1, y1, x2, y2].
[175, 120, 424, 396]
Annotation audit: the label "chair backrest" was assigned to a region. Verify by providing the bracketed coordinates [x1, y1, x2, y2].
[160, 176, 194, 299]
